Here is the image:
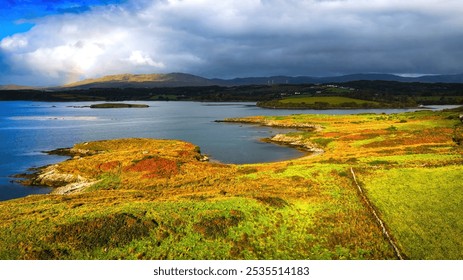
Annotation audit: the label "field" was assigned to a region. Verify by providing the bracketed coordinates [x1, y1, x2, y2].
[0, 108, 462, 259]
[257, 95, 386, 109]
[279, 96, 379, 106]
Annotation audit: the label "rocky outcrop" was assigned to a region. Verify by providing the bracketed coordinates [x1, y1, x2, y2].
[267, 134, 324, 155]
[217, 118, 323, 131]
[47, 145, 104, 157]
[218, 117, 324, 157]
[31, 164, 95, 194]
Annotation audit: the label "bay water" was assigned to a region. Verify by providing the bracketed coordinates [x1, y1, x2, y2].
[0, 101, 454, 201]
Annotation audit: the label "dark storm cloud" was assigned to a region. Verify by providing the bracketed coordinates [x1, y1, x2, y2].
[1, 0, 463, 86]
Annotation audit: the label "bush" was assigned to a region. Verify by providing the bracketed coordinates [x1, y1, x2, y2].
[452, 126, 463, 145]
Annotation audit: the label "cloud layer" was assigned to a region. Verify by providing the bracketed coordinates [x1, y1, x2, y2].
[1, 0, 463, 86]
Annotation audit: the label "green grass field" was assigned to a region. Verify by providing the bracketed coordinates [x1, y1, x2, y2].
[258, 95, 384, 109]
[358, 166, 463, 259]
[279, 96, 379, 106]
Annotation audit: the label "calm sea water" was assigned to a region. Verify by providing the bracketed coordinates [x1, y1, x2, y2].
[0, 101, 456, 201]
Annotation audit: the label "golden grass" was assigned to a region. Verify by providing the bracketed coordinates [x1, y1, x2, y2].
[0, 109, 462, 259]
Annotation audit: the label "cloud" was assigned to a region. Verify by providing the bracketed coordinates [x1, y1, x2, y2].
[1, 0, 463, 86]
[127, 50, 165, 68]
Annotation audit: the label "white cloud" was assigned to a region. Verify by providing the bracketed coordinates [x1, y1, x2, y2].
[1, 0, 463, 85]
[0, 35, 28, 50]
[127, 50, 165, 68]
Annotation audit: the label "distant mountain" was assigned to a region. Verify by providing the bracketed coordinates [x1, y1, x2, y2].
[61, 73, 463, 89]
[218, 74, 409, 85]
[229, 73, 463, 84]
[3, 73, 463, 90]
[0, 84, 38, 90]
[412, 74, 463, 83]
[62, 73, 216, 89]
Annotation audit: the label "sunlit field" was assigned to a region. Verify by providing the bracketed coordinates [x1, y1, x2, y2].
[1, 108, 462, 259]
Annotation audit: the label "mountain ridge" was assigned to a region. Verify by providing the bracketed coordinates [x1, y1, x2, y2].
[0, 84, 41, 90]
[3, 73, 463, 90]
[60, 73, 463, 88]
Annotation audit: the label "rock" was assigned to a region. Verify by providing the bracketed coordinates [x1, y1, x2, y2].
[51, 181, 96, 195]
[31, 165, 95, 194]
[219, 118, 322, 131]
[46, 147, 104, 157]
[268, 134, 324, 154]
[199, 155, 210, 162]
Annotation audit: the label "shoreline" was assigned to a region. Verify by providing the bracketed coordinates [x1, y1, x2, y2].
[14, 104, 459, 199]
[14, 146, 102, 195]
[2, 107, 462, 259]
[256, 104, 428, 110]
[215, 118, 323, 131]
[262, 134, 324, 159]
[15, 122, 324, 196]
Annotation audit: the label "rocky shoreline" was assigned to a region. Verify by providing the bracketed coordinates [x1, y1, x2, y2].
[31, 164, 96, 195]
[15, 139, 211, 196]
[264, 134, 324, 156]
[16, 117, 325, 195]
[15, 144, 104, 195]
[217, 117, 325, 156]
[216, 118, 323, 131]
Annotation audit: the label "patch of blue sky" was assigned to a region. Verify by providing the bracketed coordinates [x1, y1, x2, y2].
[0, 0, 127, 39]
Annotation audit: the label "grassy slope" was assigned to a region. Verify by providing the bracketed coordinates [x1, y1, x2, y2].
[278, 96, 380, 106]
[359, 167, 463, 259]
[1, 109, 462, 260]
[258, 95, 384, 108]
[224, 109, 463, 259]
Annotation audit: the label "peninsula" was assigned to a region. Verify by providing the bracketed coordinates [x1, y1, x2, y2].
[1, 107, 462, 260]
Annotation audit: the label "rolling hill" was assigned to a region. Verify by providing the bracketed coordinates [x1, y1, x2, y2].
[58, 73, 463, 89]
[2, 73, 463, 90]
[62, 73, 217, 89]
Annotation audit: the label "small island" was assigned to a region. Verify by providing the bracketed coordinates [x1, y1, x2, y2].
[90, 103, 149, 109]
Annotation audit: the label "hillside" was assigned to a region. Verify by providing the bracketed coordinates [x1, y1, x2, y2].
[2, 73, 463, 92]
[2, 80, 463, 105]
[0, 84, 38, 90]
[56, 72, 463, 89]
[257, 96, 385, 109]
[1, 108, 462, 259]
[62, 73, 216, 89]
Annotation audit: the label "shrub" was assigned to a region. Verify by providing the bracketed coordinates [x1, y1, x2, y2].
[254, 196, 289, 208]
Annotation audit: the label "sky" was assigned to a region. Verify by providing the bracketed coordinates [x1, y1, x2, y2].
[1, 0, 463, 86]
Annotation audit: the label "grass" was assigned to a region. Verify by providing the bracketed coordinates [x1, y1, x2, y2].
[358, 166, 463, 259]
[258, 95, 384, 109]
[0, 191, 393, 259]
[1, 109, 462, 259]
[279, 96, 380, 106]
